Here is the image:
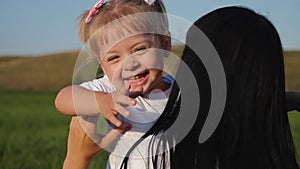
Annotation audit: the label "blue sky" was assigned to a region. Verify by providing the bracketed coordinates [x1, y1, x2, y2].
[0, 0, 299, 56]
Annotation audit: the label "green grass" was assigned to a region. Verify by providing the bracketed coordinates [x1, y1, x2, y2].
[0, 91, 299, 169]
[289, 111, 300, 162]
[0, 91, 70, 169]
[0, 91, 108, 169]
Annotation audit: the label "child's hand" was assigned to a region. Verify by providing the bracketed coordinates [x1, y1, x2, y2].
[63, 116, 131, 169]
[96, 85, 142, 127]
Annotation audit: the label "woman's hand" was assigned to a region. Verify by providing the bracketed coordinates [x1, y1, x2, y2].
[63, 117, 131, 169]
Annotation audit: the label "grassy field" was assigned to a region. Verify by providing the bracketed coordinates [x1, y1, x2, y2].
[284, 51, 300, 90]
[0, 91, 69, 168]
[0, 51, 78, 92]
[0, 50, 299, 168]
[0, 91, 299, 169]
[289, 111, 300, 162]
[0, 91, 108, 169]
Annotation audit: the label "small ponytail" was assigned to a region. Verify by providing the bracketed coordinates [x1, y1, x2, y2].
[78, 11, 90, 43]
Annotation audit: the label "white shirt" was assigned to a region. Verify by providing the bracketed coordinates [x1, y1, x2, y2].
[80, 75, 173, 169]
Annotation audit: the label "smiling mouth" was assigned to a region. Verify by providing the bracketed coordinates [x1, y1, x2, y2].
[124, 70, 149, 86]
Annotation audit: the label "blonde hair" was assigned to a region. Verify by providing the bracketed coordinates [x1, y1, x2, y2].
[79, 0, 169, 43]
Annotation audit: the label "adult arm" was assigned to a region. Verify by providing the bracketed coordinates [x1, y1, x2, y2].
[286, 91, 300, 112]
[63, 117, 131, 169]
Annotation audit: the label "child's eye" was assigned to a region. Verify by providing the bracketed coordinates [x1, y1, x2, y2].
[133, 46, 148, 55]
[107, 55, 120, 62]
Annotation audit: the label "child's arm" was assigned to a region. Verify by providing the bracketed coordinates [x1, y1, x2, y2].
[63, 117, 131, 169]
[55, 85, 101, 116]
[55, 85, 136, 127]
[286, 91, 300, 112]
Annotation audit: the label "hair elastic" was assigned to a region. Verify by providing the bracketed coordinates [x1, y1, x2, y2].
[144, 0, 156, 5]
[85, 0, 105, 23]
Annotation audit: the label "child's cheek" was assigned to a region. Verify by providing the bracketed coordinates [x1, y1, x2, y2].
[137, 49, 164, 70]
[110, 64, 126, 89]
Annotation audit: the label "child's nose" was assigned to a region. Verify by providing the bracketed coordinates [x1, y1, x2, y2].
[122, 56, 140, 71]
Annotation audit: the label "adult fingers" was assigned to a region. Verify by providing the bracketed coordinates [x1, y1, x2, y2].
[97, 123, 132, 148]
[78, 115, 99, 136]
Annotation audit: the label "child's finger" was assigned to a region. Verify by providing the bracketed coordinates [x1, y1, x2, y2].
[119, 83, 140, 100]
[129, 85, 143, 98]
[115, 104, 131, 117]
[112, 123, 132, 134]
[103, 113, 122, 127]
[116, 81, 130, 95]
[113, 91, 136, 106]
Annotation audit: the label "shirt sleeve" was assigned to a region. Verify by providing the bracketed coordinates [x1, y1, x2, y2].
[79, 75, 115, 93]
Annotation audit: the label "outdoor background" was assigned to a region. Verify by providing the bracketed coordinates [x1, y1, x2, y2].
[0, 0, 299, 169]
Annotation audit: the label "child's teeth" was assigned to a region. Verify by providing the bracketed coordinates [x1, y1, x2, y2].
[128, 72, 148, 82]
[130, 75, 141, 80]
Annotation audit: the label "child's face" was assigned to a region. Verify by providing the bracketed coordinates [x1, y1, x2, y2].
[99, 34, 170, 94]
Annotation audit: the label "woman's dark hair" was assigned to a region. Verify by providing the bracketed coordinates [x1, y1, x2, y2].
[174, 6, 299, 169]
[121, 6, 299, 169]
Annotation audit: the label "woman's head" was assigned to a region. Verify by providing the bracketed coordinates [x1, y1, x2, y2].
[180, 6, 298, 169]
[192, 6, 286, 136]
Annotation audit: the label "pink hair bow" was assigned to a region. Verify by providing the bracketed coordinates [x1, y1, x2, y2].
[85, 0, 105, 23]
